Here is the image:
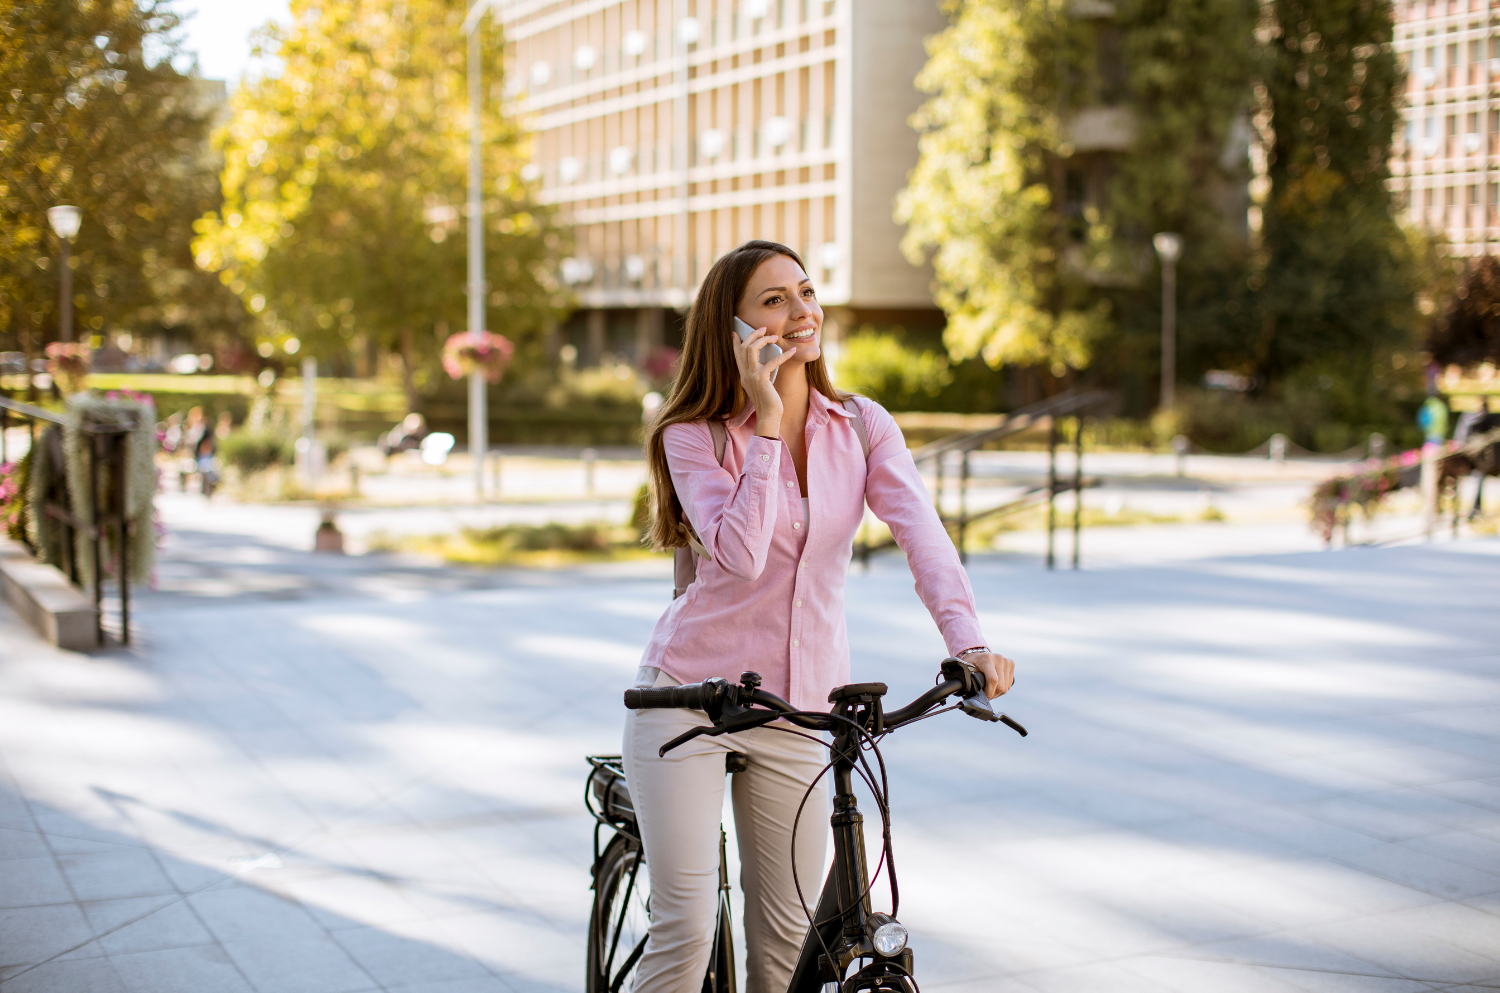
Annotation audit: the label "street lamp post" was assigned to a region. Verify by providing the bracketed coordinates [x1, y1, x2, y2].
[1153, 232, 1183, 412]
[47, 205, 82, 343]
[464, 2, 492, 501]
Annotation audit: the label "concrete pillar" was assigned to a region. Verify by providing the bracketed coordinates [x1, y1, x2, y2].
[586, 309, 606, 367]
[635, 307, 664, 368]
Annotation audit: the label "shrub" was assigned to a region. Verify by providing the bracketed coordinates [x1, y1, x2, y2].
[837, 331, 952, 409]
[220, 431, 295, 475]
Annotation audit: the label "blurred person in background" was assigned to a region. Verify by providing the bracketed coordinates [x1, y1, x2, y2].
[380, 412, 429, 458]
[1454, 398, 1498, 519]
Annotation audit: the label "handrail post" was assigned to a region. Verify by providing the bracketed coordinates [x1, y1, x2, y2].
[1072, 414, 1084, 570]
[958, 449, 970, 564]
[1046, 415, 1057, 570]
[115, 429, 130, 645]
[89, 431, 103, 647]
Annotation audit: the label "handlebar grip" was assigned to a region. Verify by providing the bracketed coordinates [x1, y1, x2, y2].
[623, 684, 707, 710]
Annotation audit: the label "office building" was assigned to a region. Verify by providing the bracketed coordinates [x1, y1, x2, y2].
[492, 0, 948, 365]
[1391, 1, 1500, 256]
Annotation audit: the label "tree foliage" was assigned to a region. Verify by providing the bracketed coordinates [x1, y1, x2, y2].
[1428, 255, 1500, 367]
[193, 0, 567, 406]
[0, 0, 233, 357]
[901, 0, 1415, 424]
[897, 0, 1090, 371]
[1249, 0, 1410, 379]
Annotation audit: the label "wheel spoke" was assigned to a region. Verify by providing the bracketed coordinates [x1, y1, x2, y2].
[610, 934, 648, 993]
[604, 854, 641, 976]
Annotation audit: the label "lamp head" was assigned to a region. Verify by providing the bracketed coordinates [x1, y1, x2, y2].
[48, 205, 82, 241]
[1152, 232, 1183, 264]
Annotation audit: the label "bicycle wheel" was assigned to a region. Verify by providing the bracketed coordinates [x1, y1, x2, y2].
[588, 833, 651, 993]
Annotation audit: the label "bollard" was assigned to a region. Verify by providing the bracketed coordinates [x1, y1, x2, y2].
[491, 452, 502, 498]
[314, 509, 345, 554]
[1171, 434, 1189, 477]
[1269, 433, 1287, 466]
[582, 447, 598, 496]
[349, 463, 360, 498]
[1368, 432, 1386, 461]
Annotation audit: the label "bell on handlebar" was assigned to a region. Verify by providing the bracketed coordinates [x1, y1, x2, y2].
[739, 671, 762, 691]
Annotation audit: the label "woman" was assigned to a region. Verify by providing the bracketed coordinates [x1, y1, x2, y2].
[626, 240, 1015, 993]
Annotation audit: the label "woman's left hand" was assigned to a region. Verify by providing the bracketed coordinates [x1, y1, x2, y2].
[967, 652, 1015, 698]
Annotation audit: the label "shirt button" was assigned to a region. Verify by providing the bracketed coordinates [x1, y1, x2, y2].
[795, 599, 802, 607]
[786, 481, 794, 488]
[761, 453, 770, 462]
[793, 640, 799, 647]
[792, 521, 801, 529]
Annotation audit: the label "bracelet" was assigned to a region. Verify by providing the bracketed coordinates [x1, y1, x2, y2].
[955, 646, 990, 659]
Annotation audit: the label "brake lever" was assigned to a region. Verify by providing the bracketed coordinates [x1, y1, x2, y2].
[958, 692, 1028, 737]
[657, 710, 781, 757]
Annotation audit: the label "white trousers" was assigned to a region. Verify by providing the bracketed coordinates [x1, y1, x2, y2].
[622, 667, 829, 993]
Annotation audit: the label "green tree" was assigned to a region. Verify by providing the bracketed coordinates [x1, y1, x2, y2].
[193, 0, 566, 409]
[898, 0, 1259, 387]
[0, 0, 232, 364]
[1248, 0, 1411, 382]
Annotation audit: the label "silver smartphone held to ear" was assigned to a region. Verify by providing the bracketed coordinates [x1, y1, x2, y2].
[733, 316, 782, 384]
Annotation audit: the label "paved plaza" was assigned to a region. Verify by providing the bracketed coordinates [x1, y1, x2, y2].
[1, 500, 1498, 993]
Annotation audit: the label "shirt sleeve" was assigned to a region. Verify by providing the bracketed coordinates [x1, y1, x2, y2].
[858, 399, 987, 655]
[664, 421, 783, 581]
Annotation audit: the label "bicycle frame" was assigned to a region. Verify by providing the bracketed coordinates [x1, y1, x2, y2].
[616, 658, 1026, 993]
[785, 683, 912, 992]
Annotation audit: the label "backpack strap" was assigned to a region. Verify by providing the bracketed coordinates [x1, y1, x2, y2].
[843, 397, 871, 461]
[673, 419, 729, 599]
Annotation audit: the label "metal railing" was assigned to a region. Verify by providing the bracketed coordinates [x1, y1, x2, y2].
[1, 395, 137, 646]
[859, 388, 1112, 569]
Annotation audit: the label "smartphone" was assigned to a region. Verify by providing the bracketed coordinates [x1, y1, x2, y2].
[733, 316, 782, 383]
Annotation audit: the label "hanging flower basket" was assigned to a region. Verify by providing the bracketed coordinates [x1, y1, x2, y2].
[442, 330, 514, 384]
[44, 342, 91, 396]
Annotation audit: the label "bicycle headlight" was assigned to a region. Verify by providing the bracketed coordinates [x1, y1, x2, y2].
[871, 920, 908, 957]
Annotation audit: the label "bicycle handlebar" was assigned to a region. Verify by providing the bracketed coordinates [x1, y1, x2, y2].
[623, 684, 709, 711]
[623, 659, 1026, 740]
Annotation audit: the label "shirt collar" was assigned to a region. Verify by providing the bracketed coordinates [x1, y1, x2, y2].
[727, 389, 853, 430]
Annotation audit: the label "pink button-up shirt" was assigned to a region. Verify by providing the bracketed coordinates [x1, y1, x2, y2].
[640, 390, 987, 710]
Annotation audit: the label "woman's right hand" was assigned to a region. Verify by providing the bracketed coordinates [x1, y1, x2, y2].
[733, 325, 796, 438]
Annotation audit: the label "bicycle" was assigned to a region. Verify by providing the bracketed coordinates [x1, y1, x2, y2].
[585, 657, 1026, 993]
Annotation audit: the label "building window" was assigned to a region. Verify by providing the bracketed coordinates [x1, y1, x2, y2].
[1446, 187, 1457, 207]
[1471, 185, 1480, 206]
[1425, 188, 1435, 208]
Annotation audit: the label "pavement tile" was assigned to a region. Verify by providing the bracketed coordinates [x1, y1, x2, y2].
[188, 884, 330, 945]
[1249, 966, 1437, 993]
[1180, 932, 1399, 977]
[1229, 806, 1406, 858]
[1297, 797, 1449, 844]
[108, 945, 255, 993]
[386, 980, 524, 993]
[1397, 831, 1500, 875]
[1295, 916, 1500, 986]
[0, 857, 75, 909]
[1421, 779, 1500, 814]
[1367, 902, 1500, 965]
[57, 851, 178, 903]
[331, 921, 494, 988]
[221, 936, 376, 993]
[0, 904, 98, 969]
[0, 956, 128, 993]
[1326, 843, 1500, 900]
[80, 896, 216, 956]
[1125, 955, 1313, 993]
[278, 871, 429, 930]
[1356, 789, 1500, 834]
[1018, 961, 1177, 993]
[0, 827, 50, 862]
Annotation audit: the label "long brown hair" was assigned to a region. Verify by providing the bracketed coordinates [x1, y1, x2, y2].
[644, 239, 847, 550]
